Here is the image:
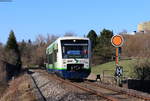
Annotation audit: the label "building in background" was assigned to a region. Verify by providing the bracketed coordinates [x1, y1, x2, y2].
[138, 21, 150, 32]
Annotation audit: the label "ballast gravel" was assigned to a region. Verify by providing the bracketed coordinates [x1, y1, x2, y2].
[30, 71, 105, 101]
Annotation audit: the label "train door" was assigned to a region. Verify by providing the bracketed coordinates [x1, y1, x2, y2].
[53, 44, 58, 69]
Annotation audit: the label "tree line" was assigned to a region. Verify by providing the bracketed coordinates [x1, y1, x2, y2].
[1, 29, 150, 82]
[0, 30, 59, 82]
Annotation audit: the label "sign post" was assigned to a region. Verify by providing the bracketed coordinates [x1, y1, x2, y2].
[111, 35, 124, 86]
[116, 48, 119, 65]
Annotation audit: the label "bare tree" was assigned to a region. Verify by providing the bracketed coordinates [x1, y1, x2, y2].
[35, 34, 46, 47]
[33, 34, 58, 67]
[0, 44, 7, 82]
[122, 33, 150, 58]
[18, 34, 59, 67]
[64, 32, 76, 37]
[0, 43, 3, 60]
[46, 34, 58, 45]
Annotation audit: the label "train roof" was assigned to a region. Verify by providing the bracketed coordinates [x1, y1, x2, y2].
[57, 37, 89, 40]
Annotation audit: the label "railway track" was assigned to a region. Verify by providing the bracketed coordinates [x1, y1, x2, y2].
[37, 70, 118, 101]
[51, 75, 118, 101]
[28, 70, 47, 101]
[84, 81, 150, 101]
[28, 69, 150, 101]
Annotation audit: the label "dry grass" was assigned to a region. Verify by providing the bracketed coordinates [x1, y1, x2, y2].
[0, 74, 37, 101]
[0, 83, 7, 98]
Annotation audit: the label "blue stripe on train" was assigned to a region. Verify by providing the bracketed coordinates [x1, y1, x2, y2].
[47, 68, 91, 79]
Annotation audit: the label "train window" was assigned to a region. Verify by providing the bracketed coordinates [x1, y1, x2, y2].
[61, 40, 89, 59]
[56, 49, 58, 52]
[53, 50, 57, 62]
[62, 45, 88, 58]
[48, 54, 53, 64]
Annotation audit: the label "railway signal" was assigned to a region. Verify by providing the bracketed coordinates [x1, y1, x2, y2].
[111, 35, 124, 48]
[111, 35, 124, 65]
[111, 35, 124, 86]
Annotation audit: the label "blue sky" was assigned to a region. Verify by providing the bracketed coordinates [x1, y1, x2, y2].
[0, 0, 150, 43]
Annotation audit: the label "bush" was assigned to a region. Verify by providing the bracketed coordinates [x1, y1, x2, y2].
[133, 59, 150, 80]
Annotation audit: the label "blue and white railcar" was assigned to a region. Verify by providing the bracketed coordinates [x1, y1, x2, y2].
[46, 37, 91, 79]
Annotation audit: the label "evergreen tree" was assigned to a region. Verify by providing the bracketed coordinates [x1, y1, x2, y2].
[99, 29, 113, 46]
[87, 30, 98, 49]
[95, 29, 115, 63]
[28, 39, 32, 45]
[5, 30, 22, 74]
[6, 30, 19, 52]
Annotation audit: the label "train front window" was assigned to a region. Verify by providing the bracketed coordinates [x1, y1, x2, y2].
[61, 40, 88, 59]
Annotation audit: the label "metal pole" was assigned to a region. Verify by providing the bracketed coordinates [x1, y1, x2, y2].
[116, 48, 119, 65]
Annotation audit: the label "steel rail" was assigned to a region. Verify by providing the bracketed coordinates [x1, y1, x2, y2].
[85, 81, 150, 101]
[46, 74, 119, 101]
[27, 70, 47, 101]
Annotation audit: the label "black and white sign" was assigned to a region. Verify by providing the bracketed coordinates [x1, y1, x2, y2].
[115, 66, 123, 77]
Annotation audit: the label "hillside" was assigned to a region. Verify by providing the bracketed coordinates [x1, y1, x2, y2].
[91, 59, 136, 77]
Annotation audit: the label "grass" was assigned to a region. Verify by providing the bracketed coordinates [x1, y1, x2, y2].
[0, 74, 37, 101]
[91, 59, 136, 77]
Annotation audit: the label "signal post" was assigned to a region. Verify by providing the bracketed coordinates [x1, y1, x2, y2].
[111, 35, 124, 86]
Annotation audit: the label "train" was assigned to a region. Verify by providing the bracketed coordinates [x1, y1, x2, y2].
[45, 37, 91, 79]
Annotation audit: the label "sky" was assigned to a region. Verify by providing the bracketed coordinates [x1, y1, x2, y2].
[0, 0, 150, 43]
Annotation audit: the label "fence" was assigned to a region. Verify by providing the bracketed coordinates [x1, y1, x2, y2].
[128, 79, 150, 93]
[102, 70, 129, 84]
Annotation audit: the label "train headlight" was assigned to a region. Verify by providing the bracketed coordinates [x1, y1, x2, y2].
[84, 64, 89, 68]
[73, 40, 76, 42]
[63, 65, 66, 67]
